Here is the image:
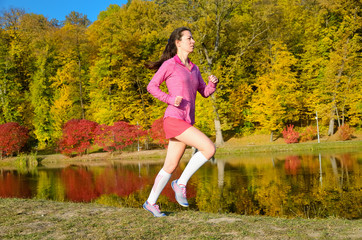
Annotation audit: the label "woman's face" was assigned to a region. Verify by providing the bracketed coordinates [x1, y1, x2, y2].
[176, 30, 195, 54]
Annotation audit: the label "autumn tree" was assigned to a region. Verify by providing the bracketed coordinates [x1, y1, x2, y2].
[0, 122, 29, 157]
[0, 9, 32, 126]
[0, 0, 361, 150]
[193, 0, 243, 146]
[212, 0, 268, 135]
[249, 42, 300, 140]
[154, 0, 246, 146]
[298, 0, 361, 134]
[95, 121, 147, 152]
[26, 13, 59, 149]
[58, 119, 98, 156]
[87, 1, 167, 128]
[318, 0, 361, 134]
[0, 27, 14, 124]
[50, 12, 91, 141]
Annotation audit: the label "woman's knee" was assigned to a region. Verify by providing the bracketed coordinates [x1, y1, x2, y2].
[200, 142, 216, 160]
[209, 143, 216, 158]
[210, 143, 216, 156]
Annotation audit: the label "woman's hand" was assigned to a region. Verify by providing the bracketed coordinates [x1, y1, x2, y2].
[174, 96, 183, 107]
[208, 75, 219, 84]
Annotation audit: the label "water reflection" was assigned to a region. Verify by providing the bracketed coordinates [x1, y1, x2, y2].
[0, 152, 360, 219]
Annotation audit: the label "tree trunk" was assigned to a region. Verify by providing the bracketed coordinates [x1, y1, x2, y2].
[135, 76, 148, 125]
[202, 45, 224, 146]
[270, 131, 273, 142]
[204, 67, 224, 146]
[328, 113, 335, 136]
[135, 76, 150, 150]
[328, 38, 347, 135]
[211, 94, 224, 146]
[78, 59, 85, 119]
[335, 106, 341, 127]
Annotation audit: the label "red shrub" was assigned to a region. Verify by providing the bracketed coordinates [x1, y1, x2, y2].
[94, 124, 113, 151]
[336, 124, 354, 141]
[300, 126, 317, 142]
[95, 121, 147, 152]
[58, 119, 98, 156]
[149, 118, 168, 148]
[0, 122, 29, 157]
[282, 124, 299, 144]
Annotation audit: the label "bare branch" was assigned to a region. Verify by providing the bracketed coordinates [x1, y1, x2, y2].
[202, 42, 213, 67]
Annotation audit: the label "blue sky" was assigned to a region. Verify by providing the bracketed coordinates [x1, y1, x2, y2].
[0, 0, 128, 23]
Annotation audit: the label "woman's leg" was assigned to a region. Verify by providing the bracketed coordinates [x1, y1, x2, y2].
[175, 126, 215, 186]
[146, 139, 186, 205]
[163, 138, 187, 173]
[171, 126, 216, 207]
[175, 126, 215, 159]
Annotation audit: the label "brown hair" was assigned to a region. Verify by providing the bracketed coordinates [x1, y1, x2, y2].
[145, 27, 191, 70]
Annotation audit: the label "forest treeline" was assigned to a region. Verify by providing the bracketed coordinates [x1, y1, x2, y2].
[0, 0, 361, 149]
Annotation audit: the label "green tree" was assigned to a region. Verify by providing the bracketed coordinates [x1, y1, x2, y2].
[25, 14, 59, 149]
[0, 27, 16, 123]
[50, 12, 91, 140]
[0, 9, 32, 126]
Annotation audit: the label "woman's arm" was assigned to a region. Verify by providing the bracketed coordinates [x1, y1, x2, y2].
[147, 62, 176, 105]
[197, 69, 218, 98]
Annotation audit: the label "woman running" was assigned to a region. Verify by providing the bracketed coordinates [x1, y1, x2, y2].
[143, 27, 219, 217]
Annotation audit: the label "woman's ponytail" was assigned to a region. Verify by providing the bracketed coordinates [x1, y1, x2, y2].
[145, 27, 191, 70]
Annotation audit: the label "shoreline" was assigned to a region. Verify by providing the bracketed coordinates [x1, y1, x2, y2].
[1, 135, 361, 169]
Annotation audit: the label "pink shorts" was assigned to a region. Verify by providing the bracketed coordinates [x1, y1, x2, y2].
[163, 117, 192, 139]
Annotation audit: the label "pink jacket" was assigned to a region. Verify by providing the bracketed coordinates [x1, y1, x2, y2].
[147, 55, 217, 125]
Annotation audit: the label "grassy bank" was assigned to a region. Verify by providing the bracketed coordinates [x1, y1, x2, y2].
[0, 198, 361, 240]
[42, 135, 362, 165]
[218, 138, 362, 155]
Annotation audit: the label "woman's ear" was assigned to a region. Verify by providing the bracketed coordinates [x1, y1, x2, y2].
[175, 39, 180, 48]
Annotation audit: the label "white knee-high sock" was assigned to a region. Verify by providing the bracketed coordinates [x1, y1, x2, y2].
[147, 168, 171, 205]
[177, 151, 208, 186]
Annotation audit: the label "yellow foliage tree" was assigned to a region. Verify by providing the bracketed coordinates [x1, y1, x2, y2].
[249, 41, 300, 139]
[87, 1, 167, 128]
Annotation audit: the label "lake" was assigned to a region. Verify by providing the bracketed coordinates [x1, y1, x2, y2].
[1, 150, 361, 219]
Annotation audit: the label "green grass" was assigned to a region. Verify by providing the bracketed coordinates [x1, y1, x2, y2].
[217, 140, 362, 155]
[0, 198, 361, 239]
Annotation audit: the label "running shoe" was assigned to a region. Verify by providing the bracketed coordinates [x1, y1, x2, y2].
[143, 201, 166, 217]
[171, 180, 189, 207]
